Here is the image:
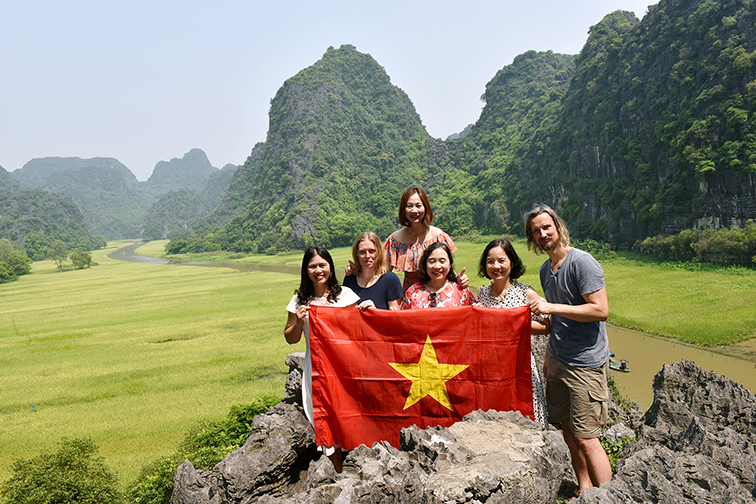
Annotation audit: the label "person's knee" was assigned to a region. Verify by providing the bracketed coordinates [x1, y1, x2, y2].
[573, 435, 604, 454]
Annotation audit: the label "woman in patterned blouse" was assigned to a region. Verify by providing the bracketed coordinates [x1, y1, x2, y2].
[476, 238, 550, 429]
[401, 242, 475, 309]
[384, 187, 461, 291]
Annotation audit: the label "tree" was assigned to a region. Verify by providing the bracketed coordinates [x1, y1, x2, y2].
[0, 238, 33, 283]
[1, 437, 121, 504]
[49, 240, 68, 271]
[70, 248, 92, 269]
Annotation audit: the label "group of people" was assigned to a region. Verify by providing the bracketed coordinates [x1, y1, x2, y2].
[283, 187, 612, 496]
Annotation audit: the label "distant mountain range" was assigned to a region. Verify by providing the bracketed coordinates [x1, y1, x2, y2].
[3, 0, 755, 259]
[0, 149, 238, 251]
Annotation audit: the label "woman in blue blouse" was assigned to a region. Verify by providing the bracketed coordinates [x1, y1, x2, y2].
[343, 231, 403, 310]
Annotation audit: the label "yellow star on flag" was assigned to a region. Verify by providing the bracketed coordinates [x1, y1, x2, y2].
[389, 335, 469, 411]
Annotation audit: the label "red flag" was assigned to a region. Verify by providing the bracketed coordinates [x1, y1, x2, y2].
[309, 305, 533, 449]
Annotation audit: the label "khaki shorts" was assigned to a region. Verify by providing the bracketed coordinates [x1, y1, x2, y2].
[546, 354, 609, 438]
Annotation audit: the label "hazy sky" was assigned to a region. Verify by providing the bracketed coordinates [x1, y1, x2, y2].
[1, 0, 656, 181]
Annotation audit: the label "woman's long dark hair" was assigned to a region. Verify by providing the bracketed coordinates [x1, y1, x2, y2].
[296, 246, 341, 305]
[478, 238, 525, 280]
[417, 242, 457, 284]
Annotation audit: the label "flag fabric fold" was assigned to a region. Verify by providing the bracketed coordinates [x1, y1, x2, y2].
[309, 304, 533, 449]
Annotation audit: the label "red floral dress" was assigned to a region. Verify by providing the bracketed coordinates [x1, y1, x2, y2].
[400, 281, 475, 309]
[384, 231, 457, 290]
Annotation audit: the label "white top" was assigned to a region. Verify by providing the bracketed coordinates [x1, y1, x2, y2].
[286, 287, 359, 426]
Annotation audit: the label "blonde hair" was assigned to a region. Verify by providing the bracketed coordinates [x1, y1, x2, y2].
[524, 204, 571, 253]
[351, 231, 387, 276]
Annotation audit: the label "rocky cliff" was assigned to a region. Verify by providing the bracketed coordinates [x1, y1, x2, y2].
[170, 356, 754, 503]
[578, 359, 756, 503]
[528, 0, 756, 247]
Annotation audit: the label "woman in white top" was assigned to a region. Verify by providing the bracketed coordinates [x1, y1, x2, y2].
[476, 238, 550, 429]
[284, 245, 359, 472]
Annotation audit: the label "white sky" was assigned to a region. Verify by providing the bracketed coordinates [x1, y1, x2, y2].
[1, 0, 657, 181]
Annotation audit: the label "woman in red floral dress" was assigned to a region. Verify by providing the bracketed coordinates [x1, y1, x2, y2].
[401, 242, 475, 309]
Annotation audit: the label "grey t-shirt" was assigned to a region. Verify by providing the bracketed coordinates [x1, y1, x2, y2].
[540, 247, 609, 368]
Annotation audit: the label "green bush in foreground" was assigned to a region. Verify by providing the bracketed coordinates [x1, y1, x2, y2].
[1, 438, 121, 504]
[600, 436, 637, 474]
[129, 395, 280, 504]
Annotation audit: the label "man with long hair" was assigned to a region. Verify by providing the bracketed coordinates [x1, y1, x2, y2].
[525, 205, 612, 497]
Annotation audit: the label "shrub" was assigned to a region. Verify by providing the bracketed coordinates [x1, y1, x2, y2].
[70, 248, 93, 269]
[571, 238, 618, 261]
[1, 438, 121, 504]
[600, 436, 636, 473]
[128, 395, 280, 504]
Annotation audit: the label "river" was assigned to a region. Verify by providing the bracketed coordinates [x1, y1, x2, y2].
[607, 325, 756, 409]
[110, 244, 756, 411]
[109, 243, 300, 274]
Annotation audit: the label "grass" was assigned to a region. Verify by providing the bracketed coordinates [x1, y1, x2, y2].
[0, 241, 299, 485]
[155, 238, 756, 347]
[3, 237, 754, 488]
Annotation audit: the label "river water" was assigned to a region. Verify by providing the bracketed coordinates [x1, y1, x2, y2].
[607, 325, 756, 410]
[109, 244, 300, 274]
[110, 244, 756, 411]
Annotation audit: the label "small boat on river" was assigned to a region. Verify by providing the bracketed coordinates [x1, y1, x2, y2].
[609, 359, 630, 372]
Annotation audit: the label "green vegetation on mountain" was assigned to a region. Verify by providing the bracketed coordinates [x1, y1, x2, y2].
[142, 189, 211, 241]
[0, 189, 100, 260]
[7, 150, 228, 244]
[439, 49, 576, 236]
[12, 157, 135, 190]
[200, 0, 754, 259]
[201, 163, 238, 212]
[44, 165, 149, 238]
[146, 149, 219, 195]
[196, 143, 263, 235]
[11, 0, 756, 263]
[0, 166, 20, 192]
[512, 1, 756, 246]
[214, 44, 436, 253]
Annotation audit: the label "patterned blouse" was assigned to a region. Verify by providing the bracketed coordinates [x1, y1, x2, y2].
[477, 280, 549, 429]
[477, 281, 548, 323]
[401, 281, 475, 309]
[384, 230, 457, 290]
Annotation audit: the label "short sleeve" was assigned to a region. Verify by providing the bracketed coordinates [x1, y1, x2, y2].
[574, 252, 606, 296]
[460, 287, 476, 306]
[337, 286, 360, 306]
[285, 294, 300, 313]
[437, 231, 457, 253]
[385, 271, 404, 301]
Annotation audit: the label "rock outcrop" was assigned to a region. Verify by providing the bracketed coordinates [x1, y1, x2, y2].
[171, 356, 756, 504]
[172, 353, 572, 504]
[578, 359, 756, 504]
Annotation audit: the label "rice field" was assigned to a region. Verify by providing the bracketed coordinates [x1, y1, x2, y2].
[0, 242, 298, 484]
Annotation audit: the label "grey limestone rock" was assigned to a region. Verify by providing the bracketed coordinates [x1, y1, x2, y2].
[282, 352, 305, 407]
[577, 359, 756, 504]
[172, 353, 572, 504]
[173, 354, 756, 504]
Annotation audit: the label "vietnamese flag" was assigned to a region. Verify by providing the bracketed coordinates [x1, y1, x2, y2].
[308, 304, 533, 449]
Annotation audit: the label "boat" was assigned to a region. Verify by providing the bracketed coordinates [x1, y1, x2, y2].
[609, 359, 630, 372]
